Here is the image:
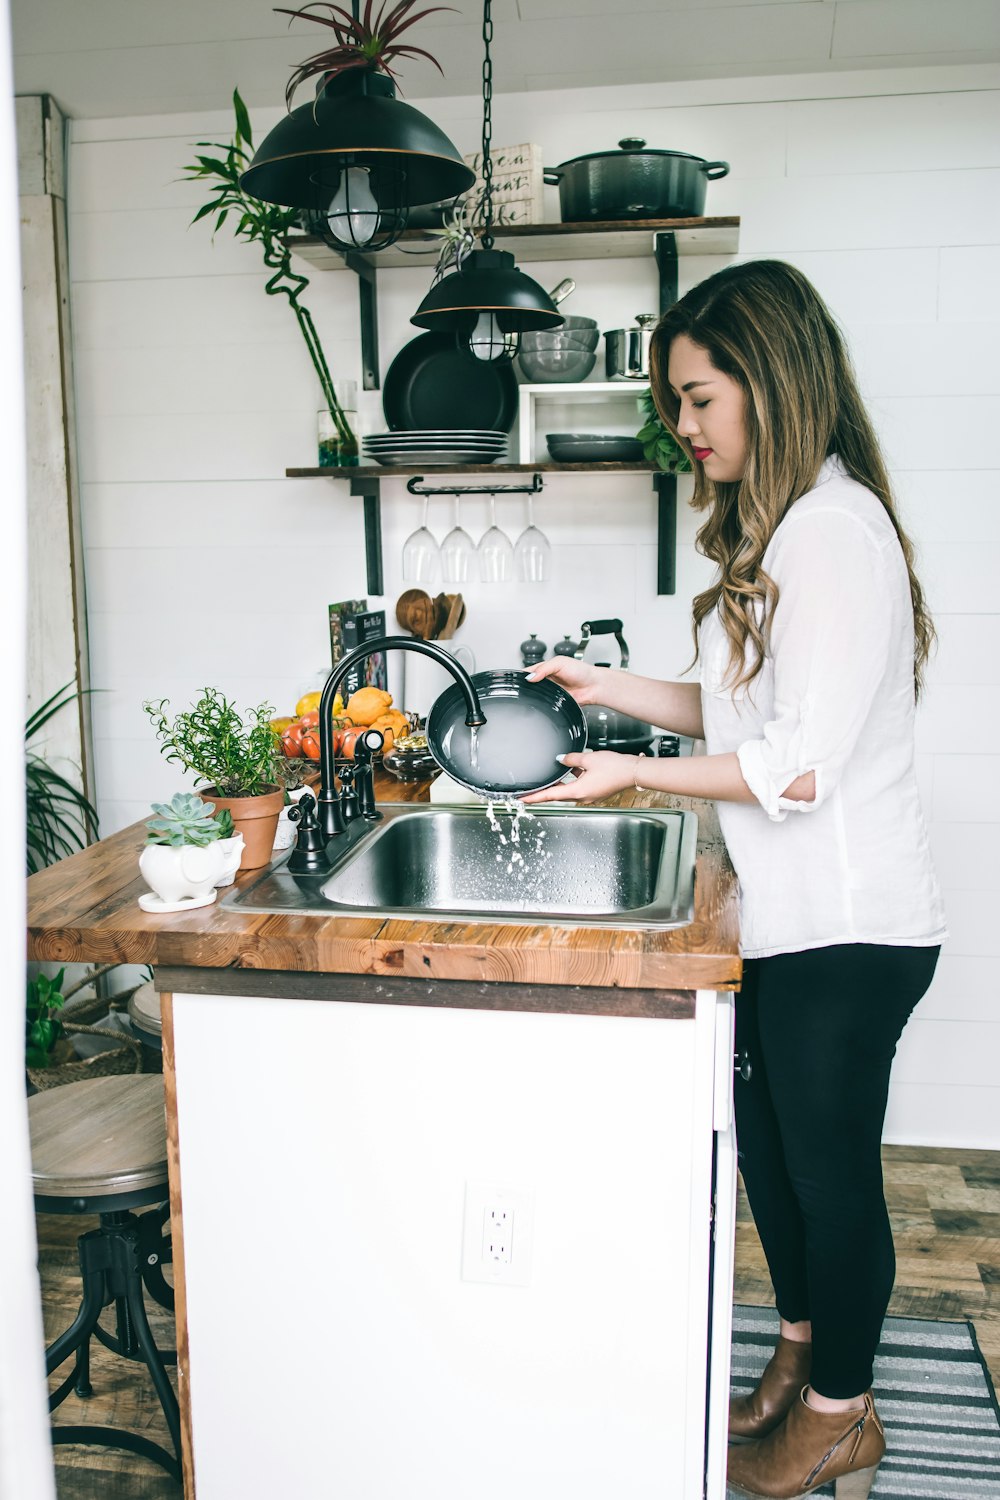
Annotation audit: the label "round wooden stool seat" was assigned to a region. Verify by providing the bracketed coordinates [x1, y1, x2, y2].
[29, 1075, 167, 1209]
[32, 1075, 180, 1479]
[127, 982, 162, 1046]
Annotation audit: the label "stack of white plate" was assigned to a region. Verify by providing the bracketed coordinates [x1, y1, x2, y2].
[363, 430, 508, 466]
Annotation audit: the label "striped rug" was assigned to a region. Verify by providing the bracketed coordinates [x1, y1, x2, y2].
[729, 1305, 1000, 1498]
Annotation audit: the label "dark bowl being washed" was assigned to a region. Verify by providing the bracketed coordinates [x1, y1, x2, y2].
[426, 669, 588, 797]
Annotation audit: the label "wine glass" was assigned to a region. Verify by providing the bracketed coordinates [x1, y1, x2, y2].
[440, 496, 476, 584]
[514, 493, 552, 583]
[402, 496, 440, 584]
[477, 493, 514, 583]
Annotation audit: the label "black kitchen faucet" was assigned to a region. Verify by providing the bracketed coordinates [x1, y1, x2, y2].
[287, 635, 486, 874]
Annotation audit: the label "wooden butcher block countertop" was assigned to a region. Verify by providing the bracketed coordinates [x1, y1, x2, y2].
[27, 774, 741, 995]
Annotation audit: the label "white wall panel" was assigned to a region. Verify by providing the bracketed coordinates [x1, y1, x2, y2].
[739, 169, 1000, 252]
[939, 246, 1000, 321]
[928, 823, 1000, 892]
[927, 618, 1000, 686]
[931, 755, 1000, 822]
[67, 65, 1000, 1147]
[785, 90, 1000, 176]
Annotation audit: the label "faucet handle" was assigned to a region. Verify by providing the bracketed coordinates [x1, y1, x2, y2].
[352, 728, 384, 820]
[353, 728, 384, 765]
[287, 792, 330, 874]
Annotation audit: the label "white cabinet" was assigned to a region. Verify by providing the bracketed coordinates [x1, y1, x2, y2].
[171, 985, 737, 1500]
[517, 381, 649, 464]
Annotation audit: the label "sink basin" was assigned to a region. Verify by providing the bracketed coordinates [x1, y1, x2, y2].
[223, 803, 698, 930]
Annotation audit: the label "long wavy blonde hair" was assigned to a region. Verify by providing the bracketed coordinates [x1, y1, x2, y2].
[648, 260, 935, 696]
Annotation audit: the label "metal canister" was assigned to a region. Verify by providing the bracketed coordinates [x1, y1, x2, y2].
[604, 313, 658, 380]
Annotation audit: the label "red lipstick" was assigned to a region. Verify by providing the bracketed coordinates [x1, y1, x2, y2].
[693, 446, 713, 461]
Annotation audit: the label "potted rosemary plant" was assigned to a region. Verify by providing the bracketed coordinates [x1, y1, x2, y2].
[143, 689, 283, 869]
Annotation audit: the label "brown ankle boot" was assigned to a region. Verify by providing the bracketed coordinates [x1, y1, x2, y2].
[729, 1336, 812, 1443]
[727, 1387, 885, 1499]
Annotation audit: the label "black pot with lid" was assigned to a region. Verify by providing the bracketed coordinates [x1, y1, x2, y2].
[544, 138, 729, 223]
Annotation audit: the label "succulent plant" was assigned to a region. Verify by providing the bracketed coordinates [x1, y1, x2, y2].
[277, 0, 453, 105]
[145, 794, 235, 848]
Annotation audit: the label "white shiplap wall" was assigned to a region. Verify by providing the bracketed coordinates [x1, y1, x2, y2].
[65, 64, 1000, 1148]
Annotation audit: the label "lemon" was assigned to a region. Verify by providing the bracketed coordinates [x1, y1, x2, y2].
[295, 691, 322, 718]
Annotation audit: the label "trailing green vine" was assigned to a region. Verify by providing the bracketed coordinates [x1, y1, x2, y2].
[183, 89, 356, 454]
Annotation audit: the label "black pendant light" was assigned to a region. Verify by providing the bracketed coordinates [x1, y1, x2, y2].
[410, 0, 563, 362]
[239, 2, 476, 253]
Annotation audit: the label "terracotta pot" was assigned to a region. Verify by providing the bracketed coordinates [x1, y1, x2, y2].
[197, 785, 284, 869]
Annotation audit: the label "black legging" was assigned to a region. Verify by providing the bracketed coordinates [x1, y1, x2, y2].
[734, 942, 940, 1398]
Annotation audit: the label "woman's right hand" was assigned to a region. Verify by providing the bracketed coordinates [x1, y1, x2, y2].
[523, 657, 606, 705]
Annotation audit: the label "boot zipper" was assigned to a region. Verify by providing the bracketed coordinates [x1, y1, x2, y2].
[802, 1415, 866, 1489]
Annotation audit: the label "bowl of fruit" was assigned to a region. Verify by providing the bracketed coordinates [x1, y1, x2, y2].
[270, 688, 415, 779]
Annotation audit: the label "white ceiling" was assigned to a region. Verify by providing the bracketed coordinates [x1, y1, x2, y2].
[10, 0, 1000, 119]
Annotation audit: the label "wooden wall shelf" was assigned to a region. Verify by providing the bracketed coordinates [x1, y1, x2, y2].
[286, 462, 658, 478]
[286, 216, 740, 274]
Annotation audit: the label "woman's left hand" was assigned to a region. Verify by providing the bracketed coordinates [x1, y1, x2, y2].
[520, 750, 639, 805]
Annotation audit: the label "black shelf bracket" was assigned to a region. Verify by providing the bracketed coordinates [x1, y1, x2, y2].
[349, 474, 384, 595]
[654, 232, 679, 313]
[653, 471, 677, 596]
[341, 249, 380, 390]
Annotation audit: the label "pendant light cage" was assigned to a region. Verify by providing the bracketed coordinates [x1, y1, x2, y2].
[410, 0, 562, 359]
[239, 67, 476, 255]
[308, 158, 408, 253]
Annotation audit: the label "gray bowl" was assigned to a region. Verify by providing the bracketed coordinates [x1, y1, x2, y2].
[518, 347, 598, 383]
[552, 315, 598, 331]
[521, 329, 600, 353]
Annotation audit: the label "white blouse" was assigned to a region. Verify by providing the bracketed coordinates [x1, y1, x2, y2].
[699, 455, 947, 960]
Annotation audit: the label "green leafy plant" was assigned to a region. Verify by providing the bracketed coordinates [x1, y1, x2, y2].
[143, 688, 278, 798]
[182, 89, 356, 458]
[26, 683, 100, 875]
[145, 794, 235, 847]
[636, 388, 692, 474]
[26, 967, 66, 1068]
[277, 0, 453, 104]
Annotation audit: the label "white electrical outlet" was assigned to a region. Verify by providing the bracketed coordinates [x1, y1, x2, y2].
[462, 1183, 534, 1286]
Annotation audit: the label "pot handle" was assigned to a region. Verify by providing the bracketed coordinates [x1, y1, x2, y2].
[702, 160, 730, 179]
[543, 169, 562, 185]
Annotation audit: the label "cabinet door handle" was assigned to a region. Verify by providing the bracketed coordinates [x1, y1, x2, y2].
[734, 1048, 752, 1082]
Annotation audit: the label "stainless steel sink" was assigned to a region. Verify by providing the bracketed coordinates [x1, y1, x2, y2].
[223, 803, 698, 930]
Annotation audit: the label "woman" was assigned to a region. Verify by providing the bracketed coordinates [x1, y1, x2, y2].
[523, 260, 946, 1500]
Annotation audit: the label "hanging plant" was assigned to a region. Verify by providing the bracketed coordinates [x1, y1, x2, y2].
[183, 89, 356, 455]
[277, 0, 454, 105]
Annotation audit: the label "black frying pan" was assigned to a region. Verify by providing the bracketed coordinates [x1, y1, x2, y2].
[382, 332, 518, 434]
[427, 670, 588, 796]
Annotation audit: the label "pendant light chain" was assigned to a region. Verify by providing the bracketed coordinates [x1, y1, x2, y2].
[480, 0, 494, 249]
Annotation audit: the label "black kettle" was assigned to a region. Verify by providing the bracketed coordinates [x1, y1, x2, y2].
[571, 619, 670, 755]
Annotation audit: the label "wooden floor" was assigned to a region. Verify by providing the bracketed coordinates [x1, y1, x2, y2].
[36, 1143, 999, 1499]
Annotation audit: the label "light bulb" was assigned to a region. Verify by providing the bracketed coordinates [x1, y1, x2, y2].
[326, 167, 380, 247]
[468, 311, 518, 363]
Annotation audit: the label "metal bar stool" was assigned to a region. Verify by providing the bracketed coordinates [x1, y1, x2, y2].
[29, 1074, 180, 1481]
[127, 981, 163, 1065]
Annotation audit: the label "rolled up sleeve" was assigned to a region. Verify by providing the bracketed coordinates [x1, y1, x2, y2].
[736, 510, 895, 823]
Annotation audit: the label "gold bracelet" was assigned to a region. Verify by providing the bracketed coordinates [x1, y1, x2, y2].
[633, 755, 647, 792]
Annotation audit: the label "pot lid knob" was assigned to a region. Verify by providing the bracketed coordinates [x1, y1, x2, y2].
[618, 137, 646, 151]
[635, 313, 658, 328]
